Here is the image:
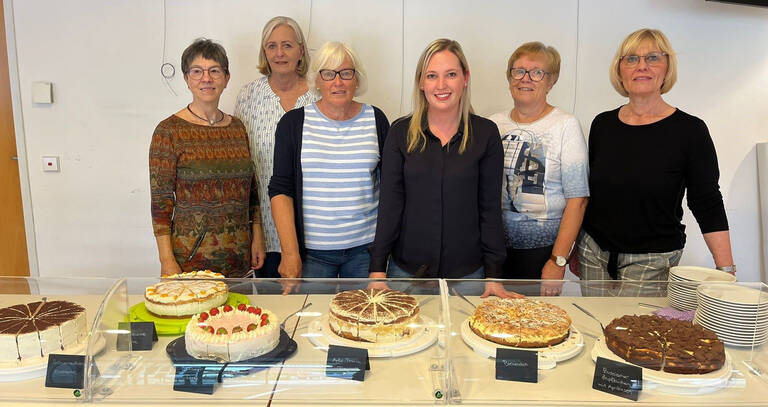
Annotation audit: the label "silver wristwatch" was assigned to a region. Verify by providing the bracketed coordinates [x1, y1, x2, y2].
[716, 264, 736, 273]
[550, 254, 567, 267]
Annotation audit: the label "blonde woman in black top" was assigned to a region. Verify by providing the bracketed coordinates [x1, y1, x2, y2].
[370, 38, 521, 298]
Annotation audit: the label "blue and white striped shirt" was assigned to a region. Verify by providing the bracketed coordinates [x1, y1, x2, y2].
[301, 103, 380, 250]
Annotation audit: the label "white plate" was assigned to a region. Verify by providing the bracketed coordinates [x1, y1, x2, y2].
[697, 285, 768, 307]
[459, 319, 584, 370]
[696, 308, 768, 325]
[591, 336, 731, 395]
[694, 318, 768, 344]
[670, 266, 737, 283]
[0, 335, 105, 382]
[305, 315, 438, 358]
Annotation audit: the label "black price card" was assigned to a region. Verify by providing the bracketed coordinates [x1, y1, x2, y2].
[326, 344, 370, 381]
[495, 348, 538, 383]
[592, 356, 643, 401]
[45, 354, 85, 389]
[173, 365, 222, 395]
[117, 322, 158, 351]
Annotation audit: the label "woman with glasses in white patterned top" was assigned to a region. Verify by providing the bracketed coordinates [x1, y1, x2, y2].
[577, 28, 735, 293]
[489, 42, 589, 296]
[234, 16, 320, 278]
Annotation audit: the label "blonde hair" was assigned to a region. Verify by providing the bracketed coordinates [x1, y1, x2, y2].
[408, 39, 473, 154]
[609, 28, 677, 97]
[257, 16, 309, 76]
[308, 41, 367, 96]
[506, 41, 561, 85]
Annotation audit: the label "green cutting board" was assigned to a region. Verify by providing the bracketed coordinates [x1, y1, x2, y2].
[128, 293, 250, 336]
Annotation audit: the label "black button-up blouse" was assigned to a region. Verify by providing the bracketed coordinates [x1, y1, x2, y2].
[370, 114, 506, 278]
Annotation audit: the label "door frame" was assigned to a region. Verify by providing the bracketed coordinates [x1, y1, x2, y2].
[3, 0, 38, 276]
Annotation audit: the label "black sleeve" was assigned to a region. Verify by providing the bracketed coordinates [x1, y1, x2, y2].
[268, 109, 304, 200]
[685, 118, 729, 233]
[476, 119, 506, 278]
[372, 106, 390, 157]
[370, 117, 407, 273]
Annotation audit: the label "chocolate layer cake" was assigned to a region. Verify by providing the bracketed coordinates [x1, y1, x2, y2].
[329, 289, 419, 343]
[0, 300, 87, 362]
[604, 314, 725, 374]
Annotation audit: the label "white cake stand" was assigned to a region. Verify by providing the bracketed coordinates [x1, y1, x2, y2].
[0, 335, 106, 382]
[306, 315, 438, 358]
[460, 318, 584, 370]
[590, 335, 732, 395]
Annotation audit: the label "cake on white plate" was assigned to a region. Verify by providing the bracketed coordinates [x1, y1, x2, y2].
[185, 303, 279, 362]
[144, 270, 229, 317]
[328, 288, 420, 343]
[0, 300, 87, 363]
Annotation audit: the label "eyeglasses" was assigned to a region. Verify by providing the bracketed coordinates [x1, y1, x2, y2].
[620, 52, 667, 67]
[187, 66, 226, 80]
[509, 68, 549, 82]
[318, 68, 356, 81]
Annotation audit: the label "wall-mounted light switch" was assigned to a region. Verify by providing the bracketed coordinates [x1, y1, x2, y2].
[32, 82, 53, 104]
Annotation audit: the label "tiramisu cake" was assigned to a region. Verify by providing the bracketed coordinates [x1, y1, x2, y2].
[328, 289, 419, 343]
[0, 300, 87, 363]
[604, 314, 725, 374]
[144, 270, 228, 317]
[185, 304, 279, 362]
[468, 298, 571, 348]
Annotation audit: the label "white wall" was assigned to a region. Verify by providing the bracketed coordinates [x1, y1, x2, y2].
[7, 0, 768, 281]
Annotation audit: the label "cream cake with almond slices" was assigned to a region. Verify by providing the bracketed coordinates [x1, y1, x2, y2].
[185, 304, 279, 362]
[144, 270, 229, 318]
[469, 298, 571, 348]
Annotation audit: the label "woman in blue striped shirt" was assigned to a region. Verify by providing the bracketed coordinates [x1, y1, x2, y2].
[269, 42, 389, 288]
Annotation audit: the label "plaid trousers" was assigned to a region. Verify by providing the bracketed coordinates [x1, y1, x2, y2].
[576, 230, 683, 297]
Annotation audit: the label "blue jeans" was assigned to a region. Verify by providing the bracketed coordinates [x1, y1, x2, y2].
[387, 260, 485, 295]
[303, 244, 371, 278]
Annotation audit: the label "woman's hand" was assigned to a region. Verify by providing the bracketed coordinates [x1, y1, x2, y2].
[160, 259, 182, 277]
[540, 260, 565, 296]
[251, 224, 267, 270]
[278, 253, 303, 295]
[367, 271, 391, 291]
[481, 281, 525, 299]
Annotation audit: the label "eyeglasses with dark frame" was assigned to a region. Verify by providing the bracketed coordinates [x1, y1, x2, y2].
[318, 68, 356, 81]
[509, 68, 549, 82]
[186, 66, 226, 80]
[620, 52, 668, 67]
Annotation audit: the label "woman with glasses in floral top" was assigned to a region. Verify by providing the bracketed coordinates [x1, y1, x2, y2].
[577, 28, 735, 293]
[149, 38, 265, 277]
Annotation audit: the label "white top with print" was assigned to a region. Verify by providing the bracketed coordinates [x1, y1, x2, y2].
[489, 107, 589, 249]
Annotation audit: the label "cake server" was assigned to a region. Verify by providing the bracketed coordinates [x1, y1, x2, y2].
[451, 288, 477, 309]
[281, 302, 313, 330]
[572, 303, 605, 332]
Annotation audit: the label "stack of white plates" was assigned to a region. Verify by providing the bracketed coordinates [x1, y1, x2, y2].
[695, 284, 768, 347]
[668, 266, 736, 311]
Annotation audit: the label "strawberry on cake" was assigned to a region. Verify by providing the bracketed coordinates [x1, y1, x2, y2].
[184, 304, 279, 362]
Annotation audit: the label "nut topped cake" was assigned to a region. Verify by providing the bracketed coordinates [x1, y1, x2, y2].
[604, 314, 725, 374]
[468, 298, 571, 348]
[328, 289, 419, 343]
[144, 270, 228, 317]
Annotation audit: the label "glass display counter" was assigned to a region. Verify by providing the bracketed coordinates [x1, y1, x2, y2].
[0, 275, 767, 406]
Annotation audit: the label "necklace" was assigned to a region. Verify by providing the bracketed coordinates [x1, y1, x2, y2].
[187, 104, 225, 126]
